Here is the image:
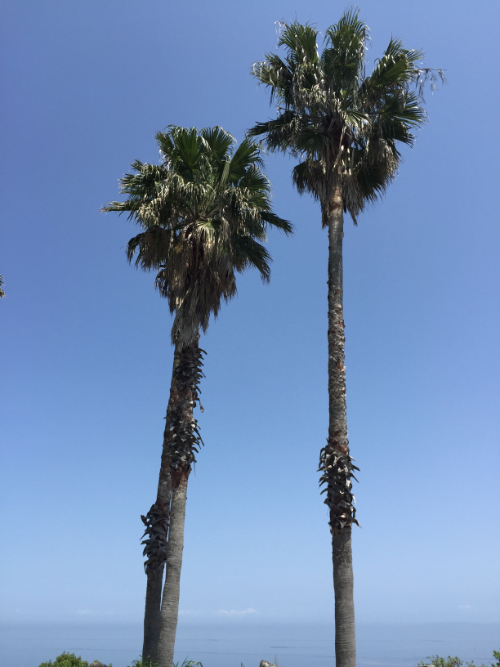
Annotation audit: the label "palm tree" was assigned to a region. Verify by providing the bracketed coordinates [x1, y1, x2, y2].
[103, 125, 291, 667]
[249, 12, 441, 667]
[0, 275, 5, 298]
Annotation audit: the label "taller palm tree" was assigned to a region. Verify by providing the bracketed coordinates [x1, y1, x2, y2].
[104, 125, 291, 667]
[249, 12, 441, 667]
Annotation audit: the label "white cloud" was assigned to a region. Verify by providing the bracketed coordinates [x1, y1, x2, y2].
[179, 610, 196, 615]
[76, 609, 92, 615]
[216, 608, 258, 617]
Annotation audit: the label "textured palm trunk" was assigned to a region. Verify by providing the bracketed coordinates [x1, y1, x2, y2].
[156, 467, 189, 667]
[143, 563, 165, 663]
[142, 345, 183, 664]
[155, 337, 203, 667]
[142, 462, 172, 662]
[326, 180, 356, 667]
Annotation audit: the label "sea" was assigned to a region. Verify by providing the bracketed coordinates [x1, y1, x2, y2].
[0, 622, 498, 667]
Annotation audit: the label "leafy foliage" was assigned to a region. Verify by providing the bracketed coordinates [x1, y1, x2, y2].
[418, 650, 500, 667]
[37, 653, 87, 667]
[419, 658, 466, 667]
[103, 126, 291, 346]
[37, 654, 205, 667]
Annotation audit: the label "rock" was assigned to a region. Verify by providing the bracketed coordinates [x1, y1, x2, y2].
[89, 662, 107, 667]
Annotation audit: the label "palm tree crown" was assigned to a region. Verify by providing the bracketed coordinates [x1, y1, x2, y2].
[104, 125, 292, 345]
[249, 11, 442, 222]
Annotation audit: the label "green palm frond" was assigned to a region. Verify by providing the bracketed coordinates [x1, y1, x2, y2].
[200, 126, 235, 163]
[230, 138, 266, 176]
[326, 7, 366, 45]
[234, 165, 270, 201]
[258, 210, 293, 235]
[163, 126, 207, 176]
[232, 234, 272, 282]
[322, 10, 366, 94]
[278, 22, 319, 66]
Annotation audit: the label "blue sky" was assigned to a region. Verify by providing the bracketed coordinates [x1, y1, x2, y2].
[1, 0, 499, 628]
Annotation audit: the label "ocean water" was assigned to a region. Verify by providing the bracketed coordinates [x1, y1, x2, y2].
[0, 622, 498, 667]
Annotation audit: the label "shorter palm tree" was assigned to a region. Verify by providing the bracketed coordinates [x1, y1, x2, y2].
[103, 126, 291, 667]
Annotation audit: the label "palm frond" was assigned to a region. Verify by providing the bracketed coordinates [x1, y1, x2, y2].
[200, 126, 235, 163]
[322, 9, 366, 94]
[232, 234, 272, 282]
[258, 210, 293, 235]
[278, 22, 319, 66]
[230, 138, 265, 175]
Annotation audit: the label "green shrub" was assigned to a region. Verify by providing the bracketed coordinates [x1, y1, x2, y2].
[38, 653, 89, 667]
[418, 651, 500, 667]
[419, 658, 466, 667]
[38, 654, 112, 667]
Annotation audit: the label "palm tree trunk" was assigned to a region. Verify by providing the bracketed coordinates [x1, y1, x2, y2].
[142, 345, 183, 663]
[155, 337, 203, 667]
[142, 467, 171, 663]
[156, 467, 190, 667]
[143, 562, 165, 663]
[332, 528, 355, 667]
[325, 180, 356, 667]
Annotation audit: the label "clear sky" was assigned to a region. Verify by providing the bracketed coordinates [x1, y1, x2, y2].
[1, 0, 499, 628]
